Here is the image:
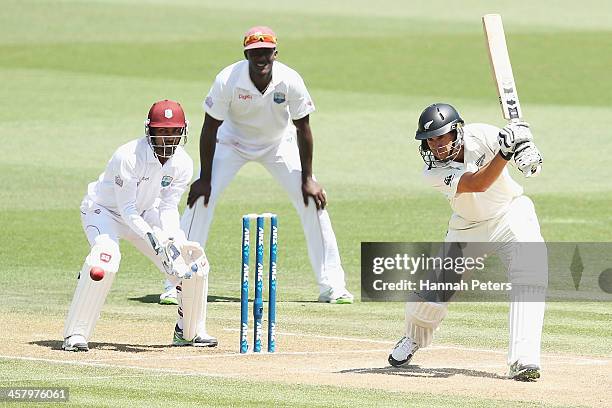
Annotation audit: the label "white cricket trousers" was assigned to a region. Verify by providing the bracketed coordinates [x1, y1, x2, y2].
[445, 195, 547, 367]
[180, 136, 347, 295]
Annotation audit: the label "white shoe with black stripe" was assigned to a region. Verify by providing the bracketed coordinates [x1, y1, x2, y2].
[388, 336, 419, 367]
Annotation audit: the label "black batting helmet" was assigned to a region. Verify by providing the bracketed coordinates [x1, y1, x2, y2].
[415, 103, 464, 140]
[416, 103, 464, 168]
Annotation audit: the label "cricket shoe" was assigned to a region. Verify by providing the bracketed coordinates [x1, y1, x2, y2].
[509, 361, 540, 382]
[172, 325, 218, 347]
[62, 334, 89, 352]
[159, 285, 178, 305]
[388, 336, 419, 367]
[318, 288, 354, 304]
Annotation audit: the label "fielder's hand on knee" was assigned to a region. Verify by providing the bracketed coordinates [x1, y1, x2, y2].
[514, 141, 543, 177]
[187, 178, 212, 208]
[302, 177, 327, 210]
[498, 121, 533, 160]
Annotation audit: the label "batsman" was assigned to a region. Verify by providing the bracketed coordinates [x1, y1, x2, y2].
[62, 100, 217, 351]
[388, 103, 547, 381]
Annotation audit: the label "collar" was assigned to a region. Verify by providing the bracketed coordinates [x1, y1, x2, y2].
[141, 136, 161, 165]
[236, 60, 280, 96]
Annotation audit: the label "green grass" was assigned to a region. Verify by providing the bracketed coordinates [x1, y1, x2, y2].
[0, 0, 610, 406]
[2, 360, 568, 408]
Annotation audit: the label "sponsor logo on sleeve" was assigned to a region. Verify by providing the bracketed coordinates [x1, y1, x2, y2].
[115, 175, 123, 187]
[444, 174, 454, 186]
[100, 253, 112, 263]
[273, 92, 286, 104]
[475, 153, 486, 168]
[205, 96, 214, 108]
[161, 175, 173, 187]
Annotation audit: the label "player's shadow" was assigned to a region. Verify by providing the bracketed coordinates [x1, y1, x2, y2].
[339, 365, 507, 380]
[208, 295, 240, 302]
[128, 294, 240, 303]
[31, 340, 169, 353]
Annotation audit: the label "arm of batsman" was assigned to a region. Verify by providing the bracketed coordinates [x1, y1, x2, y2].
[498, 121, 534, 159]
[514, 141, 543, 178]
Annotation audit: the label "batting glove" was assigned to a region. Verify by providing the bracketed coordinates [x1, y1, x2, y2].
[514, 141, 543, 177]
[498, 121, 533, 160]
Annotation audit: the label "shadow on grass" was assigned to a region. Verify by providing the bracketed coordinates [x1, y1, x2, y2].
[30, 340, 171, 353]
[339, 365, 507, 380]
[128, 294, 241, 303]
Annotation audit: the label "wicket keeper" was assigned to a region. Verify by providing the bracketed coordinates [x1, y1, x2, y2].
[62, 100, 217, 351]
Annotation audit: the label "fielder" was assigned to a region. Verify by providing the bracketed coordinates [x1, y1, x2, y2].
[388, 103, 547, 381]
[63, 100, 217, 351]
[161, 26, 353, 304]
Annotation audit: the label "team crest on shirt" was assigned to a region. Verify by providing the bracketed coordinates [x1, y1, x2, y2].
[273, 92, 286, 104]
[115, 175, 123, 187]
[161, 175, 173, 187]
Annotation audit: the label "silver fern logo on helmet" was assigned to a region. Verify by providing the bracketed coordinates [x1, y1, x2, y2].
[415, 103, 465, 169]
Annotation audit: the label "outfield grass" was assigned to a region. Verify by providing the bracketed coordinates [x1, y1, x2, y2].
[1, 1, 610, 406]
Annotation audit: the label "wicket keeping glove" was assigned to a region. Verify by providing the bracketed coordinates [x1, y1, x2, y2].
[146, 227, 181, 277]
[498, 121, 533, 160]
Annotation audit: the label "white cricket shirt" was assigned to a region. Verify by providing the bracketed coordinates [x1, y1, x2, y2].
[203, 60, 315, 149]
[85, 137, 193, 238]
[423, 123, 523, 229]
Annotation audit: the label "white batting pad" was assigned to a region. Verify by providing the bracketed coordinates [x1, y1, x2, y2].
[63, 235, 121, 340]
[178, 247, 210, 340]
[405, 300, 448, 348]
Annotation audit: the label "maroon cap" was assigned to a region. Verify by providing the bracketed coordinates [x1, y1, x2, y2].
[243, 26, 277, 50]
[147, 100, 186, 128]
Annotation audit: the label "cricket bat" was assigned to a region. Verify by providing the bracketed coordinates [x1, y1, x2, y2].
[483, 14, 541, 176]
[482, 13, 522, 121]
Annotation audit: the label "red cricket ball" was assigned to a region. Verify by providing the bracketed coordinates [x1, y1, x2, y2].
[90, 266, 105, 281]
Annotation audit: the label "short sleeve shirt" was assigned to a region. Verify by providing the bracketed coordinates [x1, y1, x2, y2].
[203, 60, 315, 149]
[423, 123, 523, 228]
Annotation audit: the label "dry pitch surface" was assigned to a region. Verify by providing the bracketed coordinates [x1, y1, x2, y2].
[2, 311, 609, 407]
